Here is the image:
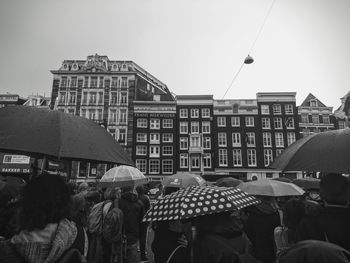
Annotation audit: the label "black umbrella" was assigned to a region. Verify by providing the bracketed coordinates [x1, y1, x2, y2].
[0, 106, 134, 166]
[270, 128, 350, 174]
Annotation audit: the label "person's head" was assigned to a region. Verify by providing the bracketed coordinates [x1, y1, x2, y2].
[19, 173, 72, 231]
[282, 198, 305, 228]
[136, 185, 145, 196]
[78, 182, 89, 193]
[320, 173, 350, 205]
[104, 187, 120, 201]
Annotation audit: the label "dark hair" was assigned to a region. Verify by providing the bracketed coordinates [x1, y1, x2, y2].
[19, 174, 72, 231]
[320, 173, 350, 205]
[283, 198, 305, 243]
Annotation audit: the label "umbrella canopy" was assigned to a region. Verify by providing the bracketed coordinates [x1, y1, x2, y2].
[0, 106, 133, 165]
[270, 128, 350, 174]
[99, 165, 147, 188]
[215, 177, 243, 187]
[273, 177, 293, 183]
[143, 185, 260, 222]
[162, 172, 206, 189]
[292, 177, 320, 190]
[237, 179, 305, 197]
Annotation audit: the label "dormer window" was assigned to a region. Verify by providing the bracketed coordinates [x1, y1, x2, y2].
[63, 64, 68, 70]
[310, 100, 318, 107]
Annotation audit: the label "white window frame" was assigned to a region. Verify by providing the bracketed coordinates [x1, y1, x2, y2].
[287, 132, 296, 146]
[203, 153, 212, 168]
[137, 118, 148, 128]
[217, 117, 226, 127]
[247, 149, 257, 167]
[202, 121, 211, 134]
[232, 133, 241, 147]
[245, 116, 254, 127]
[191, 121, 200, 134]
[163, 119, 173, 128]
[136, 145, 147, 155]
[191, 155, 200, 168]
[275, 133, 284, 147]
[218, 149, 228, 167]
[136, 159, 147, 173]
[136, 133, 147, 142]
[180, 137, 188, 150]
[274, 118, 283, 129]
[263, 132, 272, 147]
[179, 109, 188, 118]
[201, 108, 210, 118]
[149, 146, 160, 157]
[273, 104, 282, 115]
[180, 153, 188, 168]
[231, 116, 240, 127]
[261, 105, 270, 115]
[285, 104, 293, 114]
[150, 133, 160, 144]
[162, 133, 173, 143]
[149, 159, 160, 174]
[150, 119, 160, 129]
[262, 118, 271, 129]
[190, 108, 199, 118]
[180, 122, 188, 134]
[162, 146, 173, 156]
[246, 132, 256, 147]
[218, 132, 227, 147]
[203, 137, 211, 149]
[264, 149, 273, 167]
[162, 160, 173, 174]
[233, 149, 242, 167]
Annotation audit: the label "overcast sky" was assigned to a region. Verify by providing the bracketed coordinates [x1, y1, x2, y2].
[0, 0, 349, 108]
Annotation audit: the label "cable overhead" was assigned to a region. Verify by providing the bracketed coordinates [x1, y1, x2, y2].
[222, 0, 277, 99]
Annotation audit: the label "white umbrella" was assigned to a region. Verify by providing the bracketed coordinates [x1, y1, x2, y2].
[99, 165, 148, 188]
[237, 179, 305, 197]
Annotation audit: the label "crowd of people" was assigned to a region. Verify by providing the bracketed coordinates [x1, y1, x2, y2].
[0, 172, 350, 263]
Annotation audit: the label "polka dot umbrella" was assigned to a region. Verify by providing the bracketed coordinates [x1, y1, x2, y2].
[142, 185, 260, 222]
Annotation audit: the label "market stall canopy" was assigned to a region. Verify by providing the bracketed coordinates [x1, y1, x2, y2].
[0, 106, 134, 165]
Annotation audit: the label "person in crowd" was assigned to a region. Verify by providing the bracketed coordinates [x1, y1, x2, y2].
[87, 187, 123, 263]
[279, 240, 350, 263]
[0, 173, 86, 263]
[296, 173, 350, 251]
[136, 185, 151, 262]
[119, 186, 144, 263]
[151, 186, 192, 263]
[274, 198, 305, 259]
[78, 182, 89, 194]
[243, 195, 280, 263]
[193, 211, 255, 263]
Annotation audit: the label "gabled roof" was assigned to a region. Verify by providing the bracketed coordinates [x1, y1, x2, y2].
[300, 93, 327, 107]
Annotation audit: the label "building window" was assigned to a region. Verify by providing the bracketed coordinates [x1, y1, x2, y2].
[203, 137, 211, 149]
[119, 109, 127, 124]
[149, 146, 160, 157]
[61, 77, 68, 87]
[285, 117, 295, 129]
[233, 149, 242, 166]
[202, 108, 210, 118]
[180, 153, 188, 168]
[59, 92, 66, 104]
[150, 133, 160, 144]
[273, 104, 281, 115]
[191, 155, 200, 168]
[202, 121, 211, 134]
[136, 133, 147, 142]
[203, 153, 212, 168]
[71, 77, 77, 87]
[190, 136, 201, 147]
[67, 108, 75, 115]
[246, 132, 255, 146]
[310, 100, 318, 107]
[179, 109, 188, 118]
[136, 159, 147, 173]
[275, 133, 284, 147]
[118, 129, 126, 143]
[121, 77, 128, 87]
[247, 149, 257, 166]
[191, 109, 199, 118]
[90, 77, 98, 88]
[322, 116, 330, 124]
[262, 118, 271, 129]
[274, 118, 283, 129]
[109, 109, 117, 124]
[191, 122, 199, 134]
[285, 104, 293, 114]
[218, 133, 227, 147]
[162, 160, 173, 174]
[245, 116, 255, 127]
[287, 132, 296, 146]
[301, 114, 309, 123]
[120, 92, 128, 105]
[231, 116, 240, 127]
[264, 149, 273, 166]
[218, 149, 228, 166]
[312, 115, 320, 124]
[261, 105, 270, 115]
[149, 160, 160, 174]
[180, 137, 188, 149]
[162, 146, 173, 156]
[180, 122, 188, 134]
[111, 77, 117, 88]
[136, 146, 147, 155]
[217, 117, 226, 127]
[150, 119, 160, 129]
[137, 119, 147, 128]
[163, 119, 173, 128]
[163, 133, 173, 143]
[110, 92, 118, 105]
[339, 121, 346, 129]
[232, 133, 241, 147]
[69, 92, 76, 104]
[263, 132, 272, 147]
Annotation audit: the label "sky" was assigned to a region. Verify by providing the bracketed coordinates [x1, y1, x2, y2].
[0, 0, 349, 109]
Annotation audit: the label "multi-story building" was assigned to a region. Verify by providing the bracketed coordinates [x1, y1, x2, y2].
[176, 95, 214, 176]
[0, 94, 26, 108]
[133, 101, 176, 181]
[298, 93, 335, 137]
[49, 54, 173, 180]
[334, 91, 350, 129]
